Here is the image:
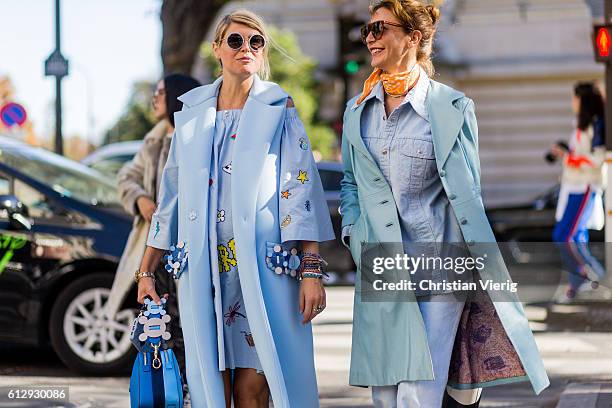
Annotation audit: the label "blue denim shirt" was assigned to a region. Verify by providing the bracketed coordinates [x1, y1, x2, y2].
[359, 68, 466, 294]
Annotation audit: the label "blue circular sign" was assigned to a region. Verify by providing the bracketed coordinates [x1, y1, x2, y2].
[0, 103, 27, 127]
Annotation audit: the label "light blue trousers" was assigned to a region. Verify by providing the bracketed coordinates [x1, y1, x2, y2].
[372, 294, 465, 408]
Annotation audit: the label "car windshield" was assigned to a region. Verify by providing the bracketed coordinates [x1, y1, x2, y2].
[0, 142, 120, 206]
[90, 155, 135, 177]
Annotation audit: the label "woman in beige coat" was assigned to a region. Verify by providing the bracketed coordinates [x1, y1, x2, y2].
[104, 74, 200, 376]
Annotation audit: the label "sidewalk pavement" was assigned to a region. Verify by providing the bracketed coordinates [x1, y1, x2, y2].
[555, 382, 612, 408]
[0, 287, 611, 407]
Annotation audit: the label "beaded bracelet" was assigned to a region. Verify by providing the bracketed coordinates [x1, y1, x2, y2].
[298, 252, 328, 281]
[301, 272, 324, 280]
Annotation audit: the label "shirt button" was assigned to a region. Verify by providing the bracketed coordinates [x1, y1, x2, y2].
[460, 218, 468, 225]
[449, 193, 457, 200]
[382, 150, 388, 155]
[417, 150, 422, 155]
[189, 210, 197, 221]
[439, 170, 446, 177]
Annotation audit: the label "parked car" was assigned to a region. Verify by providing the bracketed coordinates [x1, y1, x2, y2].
[0, 136, 137, 374]
[81, 140, 143, 177]
[83, 141, 357, 284]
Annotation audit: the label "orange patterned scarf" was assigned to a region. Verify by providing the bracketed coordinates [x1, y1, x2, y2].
[356, 66, 420, 105]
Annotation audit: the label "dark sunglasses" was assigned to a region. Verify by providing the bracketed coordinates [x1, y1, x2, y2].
[223, 32, 266, 52]
[360, 20, 411, 44]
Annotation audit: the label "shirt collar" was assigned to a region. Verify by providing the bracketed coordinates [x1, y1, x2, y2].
[361, 66, 430, 122]
[403, 66, 430, 121]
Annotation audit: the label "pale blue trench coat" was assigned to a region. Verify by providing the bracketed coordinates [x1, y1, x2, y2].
[340, 80, 550, 394]
[146, 75, 334, 407]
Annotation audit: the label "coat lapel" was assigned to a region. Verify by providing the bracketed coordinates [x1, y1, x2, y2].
[173, 78, 221, 273]
[346, 101, 377, 165]
[231, 75, 291, 406]
[427, 80, 465, 167]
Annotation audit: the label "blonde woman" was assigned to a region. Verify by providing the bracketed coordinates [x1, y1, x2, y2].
[135, 10, 334, 408]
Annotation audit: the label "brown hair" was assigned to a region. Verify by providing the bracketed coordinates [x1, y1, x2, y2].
[369, 0, 440, 76]
[212, 9, 271, 80]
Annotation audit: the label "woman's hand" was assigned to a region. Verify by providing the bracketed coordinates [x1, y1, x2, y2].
[137, 196, 157, 223]
[299, 278, 326, 324]
[137, 277, 161, 305]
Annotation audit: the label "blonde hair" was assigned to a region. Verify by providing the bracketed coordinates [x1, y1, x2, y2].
[212, 9, 271, 80]
[369, 0, 440, 77]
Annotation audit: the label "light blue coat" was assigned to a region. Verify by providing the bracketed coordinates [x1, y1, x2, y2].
[340, 80, 550, 394]
[146, 75, 332, 407]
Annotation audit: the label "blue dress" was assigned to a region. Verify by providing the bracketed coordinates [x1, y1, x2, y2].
[210, 107, 330, 373]
[211, 108, 263, 373]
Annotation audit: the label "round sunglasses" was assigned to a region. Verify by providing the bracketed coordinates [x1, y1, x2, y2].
[360, 20, 411, 44]
[222, 32, 266, 52]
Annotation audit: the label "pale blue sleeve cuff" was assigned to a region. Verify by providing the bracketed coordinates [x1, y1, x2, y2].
[341, 224, 353, 249]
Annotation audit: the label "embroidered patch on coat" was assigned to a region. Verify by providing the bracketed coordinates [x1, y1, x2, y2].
[305, 200, 311, 212]
[298, 137, 309, 150]
[296, 170, 309, 184]
[164, 241, 189, 279]
[222, 162, 232, 174]
[217, 209, 225, 223]
[280, 215, 292, 228]
[265, 242, 301, 278]
[281, 190, 291, 199]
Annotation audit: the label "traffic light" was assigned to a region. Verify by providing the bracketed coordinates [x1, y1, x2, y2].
[593, 25, 612, 63]
[339, 16, 367, 76]
[345, 60, 361, 75]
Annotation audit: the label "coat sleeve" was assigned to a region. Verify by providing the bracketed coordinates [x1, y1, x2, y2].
[146, 132, 178, 250]
[278, 107, 335, 244]
[116, 142, 152, 217]
[460, 97, 482, 195]
[339, 105, 361, 233]
[566, 119, 606, 169]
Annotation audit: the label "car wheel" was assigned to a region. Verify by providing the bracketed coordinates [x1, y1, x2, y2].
[49, 272, 137, 375]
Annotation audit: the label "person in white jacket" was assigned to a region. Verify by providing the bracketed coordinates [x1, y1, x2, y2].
[549, 81, 606, 300]
[104, 73, 200, 379]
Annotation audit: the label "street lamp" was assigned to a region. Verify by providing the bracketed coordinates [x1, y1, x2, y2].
[44, 0, 69, 155]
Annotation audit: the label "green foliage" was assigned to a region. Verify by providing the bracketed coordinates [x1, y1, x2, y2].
[201, 27, 337, 159]
[103, 81, 156, 145]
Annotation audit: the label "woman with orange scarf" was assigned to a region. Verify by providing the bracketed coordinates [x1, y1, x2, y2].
[339, 1, 549, 407]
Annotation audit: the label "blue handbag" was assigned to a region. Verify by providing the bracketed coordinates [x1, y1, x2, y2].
[129, 296, 184, 408]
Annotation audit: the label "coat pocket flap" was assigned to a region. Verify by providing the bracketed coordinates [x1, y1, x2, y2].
[164, 241, 188, 279]
[265, 241, 301, 278]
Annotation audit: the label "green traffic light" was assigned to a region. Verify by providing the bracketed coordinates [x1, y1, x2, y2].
[345, 60, 360, 74]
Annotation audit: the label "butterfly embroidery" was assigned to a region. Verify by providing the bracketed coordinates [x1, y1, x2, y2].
[224, 301, 246, 326]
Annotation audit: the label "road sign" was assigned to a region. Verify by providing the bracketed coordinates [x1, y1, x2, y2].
[44, 50, 69, 77]
[0, 103, 27, 127]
